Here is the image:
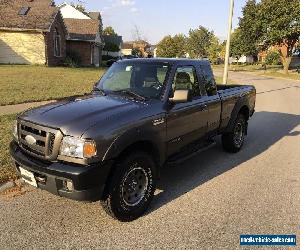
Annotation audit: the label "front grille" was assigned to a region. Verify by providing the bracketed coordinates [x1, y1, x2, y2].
[18, 120, 62, 160]
[49, 133, 55, 154]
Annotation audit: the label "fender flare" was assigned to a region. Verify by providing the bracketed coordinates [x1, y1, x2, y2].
[224, 96, 250, 133]
[102, 127, 165, 167]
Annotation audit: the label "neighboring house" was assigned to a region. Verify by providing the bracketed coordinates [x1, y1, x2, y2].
[59, 3, 103, 67]
[64, 18, 102, 66]
[121, 40, 150, 57]
[258, 44, 300, 68]
[230, 55, 254, 64]
[0, 0, 67, 66]
[121, 42, 134, 56]
[103, 35, 123, 58]
[59, 2, 90, 19]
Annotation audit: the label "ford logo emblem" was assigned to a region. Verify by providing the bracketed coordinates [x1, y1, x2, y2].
[25, 135, 36, 145]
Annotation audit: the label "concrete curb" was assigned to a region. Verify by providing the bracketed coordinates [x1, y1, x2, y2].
[0, 179, 25, 193]
[0, 181, 16, 193]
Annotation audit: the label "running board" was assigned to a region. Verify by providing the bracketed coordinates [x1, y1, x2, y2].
[167, 140, 216, 166]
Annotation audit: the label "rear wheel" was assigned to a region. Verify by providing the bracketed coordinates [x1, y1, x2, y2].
[101, 151, 156, 221]
[222, 114, 247, 153]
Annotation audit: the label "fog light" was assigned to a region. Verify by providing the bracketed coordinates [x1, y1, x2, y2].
[64, 180, 74, 191]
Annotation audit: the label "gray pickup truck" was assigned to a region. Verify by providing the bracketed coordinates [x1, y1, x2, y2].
[10, 59, 256, 221]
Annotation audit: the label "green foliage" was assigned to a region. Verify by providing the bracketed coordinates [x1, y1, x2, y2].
[132, 48, 143, 57]
[238, 0, 260, 57]
[258, 0, 300, 72]
[156, 34, 186, 58]
[103, 26, 117, 36]
[186, 26, 215, 59]
[208, 36, 222, 64]
[103, 42, 120, 52]
[265, 51, 281, 65]
[64, 50, 82, 67]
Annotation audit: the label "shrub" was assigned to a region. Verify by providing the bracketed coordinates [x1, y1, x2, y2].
[265, 51, 281, 65]
[64, 51, 82, 67]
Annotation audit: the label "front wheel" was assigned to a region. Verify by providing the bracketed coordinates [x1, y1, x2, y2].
[101, 151, 156, 221]
[222, 114, 247, 153]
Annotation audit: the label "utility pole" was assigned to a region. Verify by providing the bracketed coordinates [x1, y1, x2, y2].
[223, 0, 234, 85]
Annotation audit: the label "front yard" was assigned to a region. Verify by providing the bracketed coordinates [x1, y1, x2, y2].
[0, 66, 106, 106]
[0, 114, 17, 184]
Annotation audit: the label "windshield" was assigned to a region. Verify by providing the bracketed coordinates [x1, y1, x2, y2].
[96, 61, 170, 99]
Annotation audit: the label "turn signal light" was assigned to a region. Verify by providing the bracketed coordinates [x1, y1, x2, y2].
[83, 141, 97, 158]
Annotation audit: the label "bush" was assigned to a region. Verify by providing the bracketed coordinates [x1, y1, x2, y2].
[265, 51, 281, 65]
[64, 51, 82, 67]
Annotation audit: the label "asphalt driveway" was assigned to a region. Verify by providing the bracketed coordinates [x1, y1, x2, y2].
[0, 71, 299, 249]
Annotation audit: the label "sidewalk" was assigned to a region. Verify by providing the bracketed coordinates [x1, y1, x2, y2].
[0, 100, 55, 116]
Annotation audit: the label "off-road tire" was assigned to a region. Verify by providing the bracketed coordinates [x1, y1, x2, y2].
[222, 114, 247, 153]
[100, 151, 156, 221]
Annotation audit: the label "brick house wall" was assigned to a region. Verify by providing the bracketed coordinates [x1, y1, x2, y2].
[66, 40, 92, 66]
[44, 13, 67, 66]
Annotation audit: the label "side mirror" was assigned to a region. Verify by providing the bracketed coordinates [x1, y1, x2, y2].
[169, 90, 191, 104]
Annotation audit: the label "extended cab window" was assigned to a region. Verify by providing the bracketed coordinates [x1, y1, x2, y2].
[173, 66, 200, 98]
[200, 64, 217, 96]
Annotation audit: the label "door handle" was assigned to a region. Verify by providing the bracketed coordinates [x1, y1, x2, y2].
[199, 105, 208, 111]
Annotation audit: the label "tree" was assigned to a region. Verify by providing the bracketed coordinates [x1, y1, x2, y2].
[258, 0, 300, 73]
[132, 48, 143, 57]
[237, 0, 260, 57]
[103, 26, 117, 36]
[230, 28, 244, 58]
[103, 42, 120, 52]
[156, 34, 186, 58]
[208, 36, 222, 64]
[186, 26, 215, 59]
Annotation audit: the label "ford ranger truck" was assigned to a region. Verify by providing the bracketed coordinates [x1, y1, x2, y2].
[10, 59, 256, 221]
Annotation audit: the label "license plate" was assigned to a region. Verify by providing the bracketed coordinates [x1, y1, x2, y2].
[19, 167, 37, 187]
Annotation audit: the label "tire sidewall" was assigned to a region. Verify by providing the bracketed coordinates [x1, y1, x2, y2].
[110, 152, 156, 220]
[233, 115, 246, 149]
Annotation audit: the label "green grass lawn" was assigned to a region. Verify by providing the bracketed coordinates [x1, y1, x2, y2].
[0, 114, 18, 184]
[213, 64, 300, 81]
[0, 65, 106, 106]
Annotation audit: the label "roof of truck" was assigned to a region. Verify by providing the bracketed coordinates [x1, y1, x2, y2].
[117, 58, 211, 65]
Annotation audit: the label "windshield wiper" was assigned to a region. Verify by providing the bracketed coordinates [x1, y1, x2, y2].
[92, 86, 107, 96]
[114, 90, 147, 101]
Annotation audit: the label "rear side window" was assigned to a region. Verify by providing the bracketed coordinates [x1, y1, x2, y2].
[173, 66, 200, 98]
[200, 64, 217, 96]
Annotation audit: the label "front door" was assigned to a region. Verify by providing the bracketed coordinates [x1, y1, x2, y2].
[166, 66, 209, 156]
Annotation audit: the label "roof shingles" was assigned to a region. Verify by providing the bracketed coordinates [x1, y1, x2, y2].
[64, 18, 99, 41]
[0, 0, 59, 31]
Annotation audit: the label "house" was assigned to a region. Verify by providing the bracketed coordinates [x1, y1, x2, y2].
[0, 0, 67, 65]
[59, 3, 103, 67]
[103, 35, 123, 58]
[121, 42, 134, 56]
[230, 55, 254, 64]
[121, 40, 150, 57]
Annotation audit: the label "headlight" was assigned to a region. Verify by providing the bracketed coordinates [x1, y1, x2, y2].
[60, 136, 97, 159]
[12, 120, 18, 141]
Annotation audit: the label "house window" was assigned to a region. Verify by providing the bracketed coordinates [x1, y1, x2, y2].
[18, 7, 30, 16]
[54, 28, 61, 57]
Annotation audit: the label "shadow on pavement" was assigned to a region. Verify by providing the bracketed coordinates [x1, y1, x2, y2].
[149, 111, 300, 214]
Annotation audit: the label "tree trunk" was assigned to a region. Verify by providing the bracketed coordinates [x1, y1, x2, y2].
[280, 55, 292, 74]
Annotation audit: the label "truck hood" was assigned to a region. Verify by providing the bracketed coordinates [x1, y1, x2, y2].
[19, 94, 143, 136]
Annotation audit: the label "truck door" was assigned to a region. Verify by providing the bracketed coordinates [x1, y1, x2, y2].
[166, 66, 209, 156]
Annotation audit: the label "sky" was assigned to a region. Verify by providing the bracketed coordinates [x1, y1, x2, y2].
[56, 0, 248, 44]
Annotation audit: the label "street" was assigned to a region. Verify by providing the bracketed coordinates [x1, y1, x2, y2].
[0, 71, 299, 249]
